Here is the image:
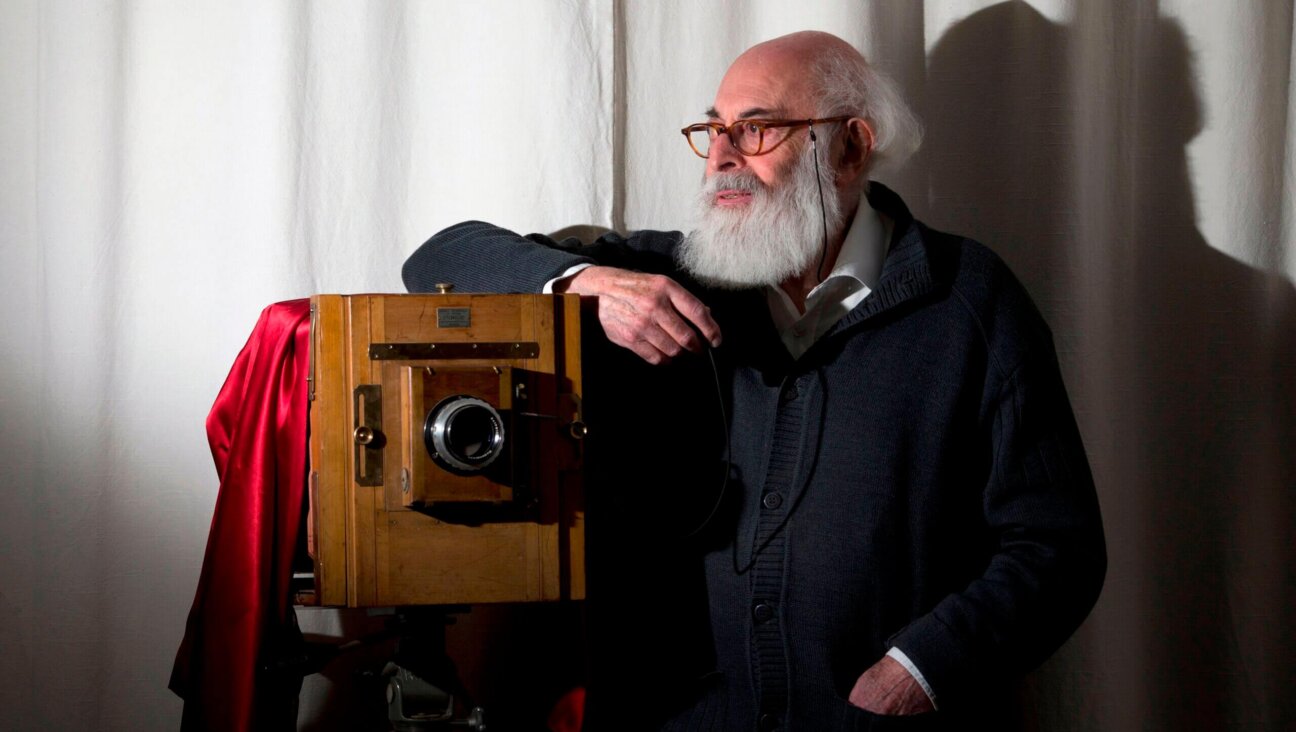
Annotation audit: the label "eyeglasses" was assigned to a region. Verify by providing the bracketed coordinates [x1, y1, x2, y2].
[681, 116, 852, 158]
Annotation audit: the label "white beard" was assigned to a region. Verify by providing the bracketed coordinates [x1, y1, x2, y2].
[677, 145, 846, 289]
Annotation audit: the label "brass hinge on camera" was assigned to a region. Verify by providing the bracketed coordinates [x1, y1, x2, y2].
[368, 342, 541, 360]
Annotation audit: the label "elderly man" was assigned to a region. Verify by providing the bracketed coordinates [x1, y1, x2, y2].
[404, 31, 1105, 731]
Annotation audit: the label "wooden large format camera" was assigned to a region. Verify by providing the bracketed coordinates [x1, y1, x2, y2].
[301, 293, 585, 608]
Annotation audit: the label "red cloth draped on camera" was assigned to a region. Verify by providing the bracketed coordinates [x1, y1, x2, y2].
[170, 299, 312, 731]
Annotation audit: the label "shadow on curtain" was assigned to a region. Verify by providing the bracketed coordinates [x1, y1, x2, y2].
[920, 2, 1296, 730]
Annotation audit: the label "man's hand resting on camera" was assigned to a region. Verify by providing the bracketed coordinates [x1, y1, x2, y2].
[553, 265, 722, 365]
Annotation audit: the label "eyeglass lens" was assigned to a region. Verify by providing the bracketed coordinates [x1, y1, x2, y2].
[689, 121, 756, 156]
[689, 122, 793, 157]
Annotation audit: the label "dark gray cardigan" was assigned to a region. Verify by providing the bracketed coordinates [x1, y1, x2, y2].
[403, 184, 1106, 731]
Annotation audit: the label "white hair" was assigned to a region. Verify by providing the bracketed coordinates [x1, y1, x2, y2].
[677, 144, 846, 289]
[812, 48, 922, 174]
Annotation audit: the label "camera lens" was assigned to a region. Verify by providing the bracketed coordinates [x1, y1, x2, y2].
[424, 396, 506, 473]
[446, 407, 496, 460]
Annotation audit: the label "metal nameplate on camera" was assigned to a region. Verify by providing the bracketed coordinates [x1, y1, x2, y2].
[437, 307, 471, 328]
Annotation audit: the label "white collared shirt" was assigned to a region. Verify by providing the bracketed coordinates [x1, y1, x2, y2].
[766, 193, 890, 359]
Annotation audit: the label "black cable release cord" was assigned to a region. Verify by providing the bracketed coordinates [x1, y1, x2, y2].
[680, 344, 730, 540]
[810, 124, 831, 284]
[722, 129, 832, 571]
[675, 343, 814, 577]
[680, 124, 833, 560]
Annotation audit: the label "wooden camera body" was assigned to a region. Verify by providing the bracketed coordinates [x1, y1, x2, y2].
[301, 293, 585, 608]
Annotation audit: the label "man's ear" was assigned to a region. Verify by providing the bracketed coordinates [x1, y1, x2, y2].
[836, 118, 875, 188]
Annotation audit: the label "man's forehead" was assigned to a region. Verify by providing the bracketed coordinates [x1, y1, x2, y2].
[708, 46, 815, 120]
[705, 104, 789, 121]
[707, 90, 804, 122]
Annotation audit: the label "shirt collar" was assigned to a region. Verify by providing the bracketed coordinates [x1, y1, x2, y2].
[766, 191, 890, 336]
[823, 192, 887, 295]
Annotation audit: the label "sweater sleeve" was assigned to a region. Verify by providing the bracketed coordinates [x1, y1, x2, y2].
[402, 221, 597, 294]
[887, 334, 1107, 706]
[402, 221, 685, 294]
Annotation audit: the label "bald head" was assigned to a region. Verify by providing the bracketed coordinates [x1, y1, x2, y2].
[717, 32, 861, 121]
[731, 30, 865, 86]
[711, 31, 921, 177]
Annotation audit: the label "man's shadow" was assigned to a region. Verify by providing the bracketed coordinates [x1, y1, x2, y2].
[915, 2, 1295, 729]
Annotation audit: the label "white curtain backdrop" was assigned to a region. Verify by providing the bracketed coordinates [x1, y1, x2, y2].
[1, 1, 1292, 729]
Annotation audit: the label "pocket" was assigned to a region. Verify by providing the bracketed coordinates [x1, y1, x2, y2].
[835, 696, 941, 732]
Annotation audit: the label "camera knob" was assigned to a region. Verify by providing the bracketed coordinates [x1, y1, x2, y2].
[354, 426, 376, 445]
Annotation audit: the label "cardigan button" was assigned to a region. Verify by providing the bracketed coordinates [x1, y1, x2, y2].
[752, 602, 775, 623]
[780, 383, 799, 403]
[759, 713, 781, 731]
[762, 492, 783, 510]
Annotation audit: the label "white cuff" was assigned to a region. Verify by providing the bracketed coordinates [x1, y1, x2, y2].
[886, 646, 938, 710]
[542, 263, 595, 294]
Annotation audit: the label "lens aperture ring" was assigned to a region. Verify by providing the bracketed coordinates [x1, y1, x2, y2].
[423, 395, 506, 473]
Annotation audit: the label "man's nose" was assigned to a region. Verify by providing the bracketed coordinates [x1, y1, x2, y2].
[706, 131, 745, 175]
